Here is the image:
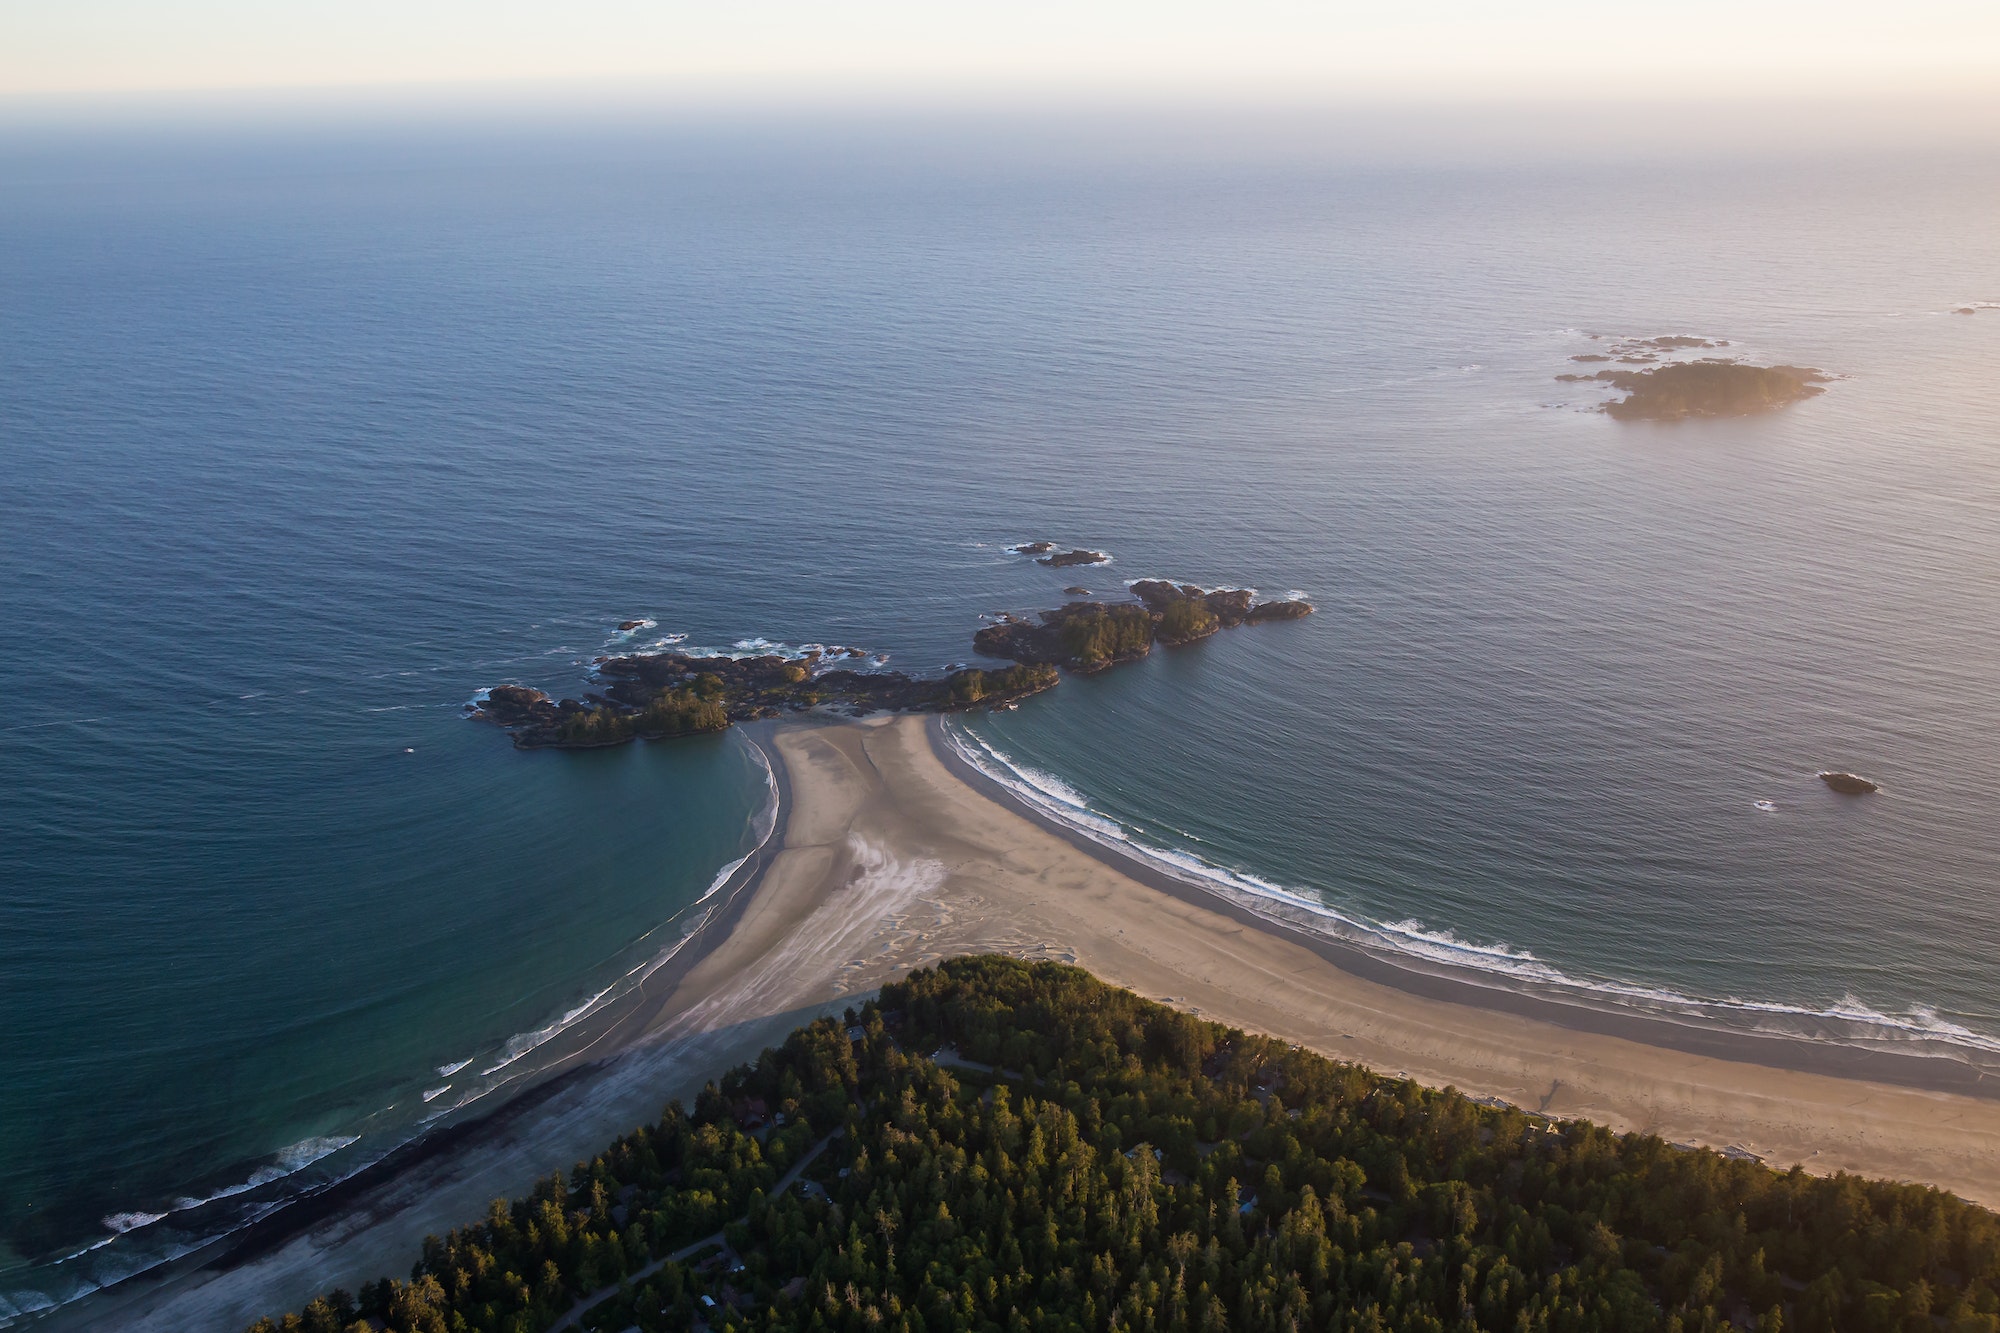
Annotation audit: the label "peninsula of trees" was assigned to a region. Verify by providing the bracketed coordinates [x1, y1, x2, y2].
[252, 956, 2000, 1333]
[471, 574, 1313, 748]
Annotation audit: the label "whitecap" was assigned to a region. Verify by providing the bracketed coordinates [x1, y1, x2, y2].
[100, 1213, 166, 1235]
[435, 1057, 472, 1077]
[479, 984, 616, 1075]
[940, 720, 2000, 1061]
[422, 1085, 451, 1102]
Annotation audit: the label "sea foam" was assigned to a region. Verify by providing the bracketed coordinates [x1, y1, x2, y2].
[942, 721, 2000, 1062]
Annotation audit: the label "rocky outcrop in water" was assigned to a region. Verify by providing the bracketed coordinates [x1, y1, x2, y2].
[973, 581, 1314, 671]
[473, 647, 1057, 749]
[1560, 353, 1828, 421]
[1038, 549, 1111, 569]
[1819, 771, 1880, 795]
[474, 566, 1312, 748]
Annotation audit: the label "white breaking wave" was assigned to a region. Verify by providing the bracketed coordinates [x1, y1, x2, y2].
[99, 1213, 165, 1235]
[479, 984, 617, 1076]
[8, 740, 792, 1329]
[114, 1134, 363, 1234]
[475, 732, 783, 1079]
[941, 721, 2000, 1061]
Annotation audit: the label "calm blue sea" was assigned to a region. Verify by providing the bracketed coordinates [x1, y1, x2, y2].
[3, 112, 1998, 1323]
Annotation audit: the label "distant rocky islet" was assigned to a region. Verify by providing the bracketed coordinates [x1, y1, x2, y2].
[1556, 334, 1830, 421]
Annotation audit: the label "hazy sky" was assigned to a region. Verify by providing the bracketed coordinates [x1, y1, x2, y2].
[3, 0, 1998, 102]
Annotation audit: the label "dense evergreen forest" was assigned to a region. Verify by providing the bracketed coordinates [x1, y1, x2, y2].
[1052, 605, 1155, 669]
[554, 687, 731, 746]
[252, 957, 2000, 1333]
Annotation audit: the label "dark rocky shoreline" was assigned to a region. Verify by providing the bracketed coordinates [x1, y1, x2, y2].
[471, 563, 1313, 748]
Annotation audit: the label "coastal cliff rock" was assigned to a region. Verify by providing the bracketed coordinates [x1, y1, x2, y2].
[1819, 770, 1880, 795]
[473, 684, 562, 729]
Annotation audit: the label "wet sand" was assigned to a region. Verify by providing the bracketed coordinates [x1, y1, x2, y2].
[65, 714, 2000, 1330]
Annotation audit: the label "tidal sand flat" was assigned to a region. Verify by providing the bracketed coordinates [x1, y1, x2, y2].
[66, 715, 2000, 1329]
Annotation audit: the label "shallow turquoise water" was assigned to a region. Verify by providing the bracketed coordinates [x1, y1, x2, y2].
[3, 117, 1998, 1322]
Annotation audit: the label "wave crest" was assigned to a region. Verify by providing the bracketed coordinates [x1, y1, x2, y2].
[942, 721, 2000, 1064]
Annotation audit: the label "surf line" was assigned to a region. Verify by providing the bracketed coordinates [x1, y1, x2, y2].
[930, 716, 2000, 1097]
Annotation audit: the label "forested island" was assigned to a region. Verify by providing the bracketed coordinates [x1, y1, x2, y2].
[471, 574, 1312, 748]
[1557, 361, 1830, 421]
[252, 956, 2000, 1333]
[474, 658, 1058, 749]
[973, 582, 1311, 673]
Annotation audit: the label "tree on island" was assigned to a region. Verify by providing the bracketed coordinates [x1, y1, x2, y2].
[553, 688, 730, 746]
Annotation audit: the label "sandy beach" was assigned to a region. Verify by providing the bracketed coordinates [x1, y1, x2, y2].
[64, 713, 2000, 1330]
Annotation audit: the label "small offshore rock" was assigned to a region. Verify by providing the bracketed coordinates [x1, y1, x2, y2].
[1818, 770, 1880, 795]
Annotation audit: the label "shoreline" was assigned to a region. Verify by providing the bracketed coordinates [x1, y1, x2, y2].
[39, 726, 817, 1333]
[52, 713, 2000, 1329]
[928, 716, 2000, 1100]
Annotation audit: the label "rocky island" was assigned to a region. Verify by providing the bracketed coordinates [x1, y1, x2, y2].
[973, 579, 1313, 671]
[474, 653, 1059, 749]
[1007, 540, 1112, 568]
[1563, 359, 1829, 421]
[1819, 770, 1881, 795]
[472, 567, 1313, 747]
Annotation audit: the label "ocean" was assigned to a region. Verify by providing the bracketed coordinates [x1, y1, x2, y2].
[3, 110, 1998, 1324]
